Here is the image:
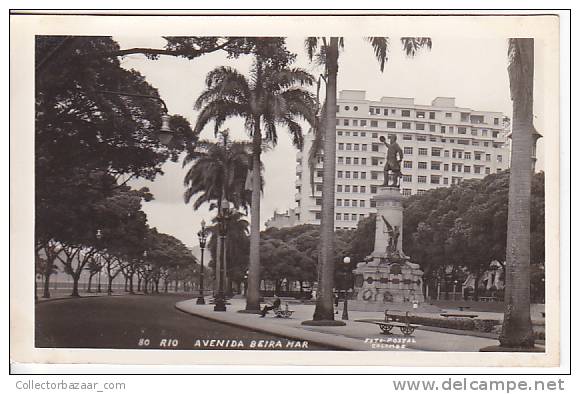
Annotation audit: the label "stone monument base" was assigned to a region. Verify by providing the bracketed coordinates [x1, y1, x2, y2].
[350, 255, 425, 310]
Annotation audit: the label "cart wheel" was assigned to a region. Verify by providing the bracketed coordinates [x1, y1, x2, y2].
[400, 326, 415, 336]
[379, 324, 394, 334]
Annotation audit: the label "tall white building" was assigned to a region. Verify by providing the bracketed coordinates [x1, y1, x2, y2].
[294, 90, 510, 230]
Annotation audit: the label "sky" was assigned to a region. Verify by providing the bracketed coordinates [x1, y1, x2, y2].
[115, 36, 546, 248]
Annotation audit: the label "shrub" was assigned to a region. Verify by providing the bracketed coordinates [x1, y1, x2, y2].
[473, 319, 501, 333]
[387, 314, 501, 332]
[392, 315, 475, 331]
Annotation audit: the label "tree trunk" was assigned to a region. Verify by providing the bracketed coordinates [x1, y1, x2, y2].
[137, 277, 142, 292]
[87, 273, 94, 293]
[313, 37, 339, 321]
[129, 272, 134, 294]
[164, 279, 169, 293]
[43, 257, 53, 298]
[107, 277, 113, 295]
[71, 274, 81, 297]
[246, 116, 263, 312]
[124, 276, 128, 292]
[500, 38, 535, 348]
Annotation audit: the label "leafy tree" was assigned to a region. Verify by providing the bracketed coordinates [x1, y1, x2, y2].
[346, 214, 376, 264]
[304, 37, 432, 321]
[35, 36, 195, 295]
[143, 228, 199, 294]
[84, 257, 102, 293]
[193, 38, 317, 312]
[403, 170, 544, 304]
[260, 238, 316, 293]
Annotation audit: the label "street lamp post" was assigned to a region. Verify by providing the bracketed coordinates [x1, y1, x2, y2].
[96, 229, 103, 293]
[454, 280, 459, 301]
[196, 220, 208, 305]
[213, 198, 231, 312]
[342, 256, 351, 320]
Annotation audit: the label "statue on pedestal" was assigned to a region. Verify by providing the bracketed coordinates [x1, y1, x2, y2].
[380, 135, 404, 188]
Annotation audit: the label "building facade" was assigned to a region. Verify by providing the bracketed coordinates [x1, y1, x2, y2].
[264, 208, 301, 229]
[294, 90, 510, 230]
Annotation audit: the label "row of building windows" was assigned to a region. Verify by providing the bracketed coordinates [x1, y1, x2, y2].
[337, 142, 369, 151]
[336, 213, 366, 221]
[337, 156, 368, 165]
[401, 161, 494, 174]
[336, 199, 367, 207]
[402, 148, 502, 162]
[337, 170, 367, 179]
[337, 184, 367, 193]
[337, 136, 502, 150]
[340, 105, 501, 125]
[324, 151, 501, 169]
[338, 118, 501, 138]
[313, 211, 363, 224]
[315, 160, 502, 188]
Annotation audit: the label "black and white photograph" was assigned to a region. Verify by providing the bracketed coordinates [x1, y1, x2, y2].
[10, 11, 563, 368]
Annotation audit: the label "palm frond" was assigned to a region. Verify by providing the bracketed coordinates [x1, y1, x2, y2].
[193, 100, 249, 134]
[400, 37, 432, 57]
[304, 37, 319, 61]
[366, 37, 390, 72]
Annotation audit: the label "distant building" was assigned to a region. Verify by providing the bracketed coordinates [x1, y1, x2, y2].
[264, 208, 300, 229]
[294, 90, 511, 230]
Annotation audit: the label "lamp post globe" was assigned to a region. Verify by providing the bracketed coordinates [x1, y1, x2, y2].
[158, 113, 174, 145]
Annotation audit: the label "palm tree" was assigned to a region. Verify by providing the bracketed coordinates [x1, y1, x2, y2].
[183, 129, 253, 212]
[304, 37, 432, 322]
[194, 41, 317, 312]
[499, 38, 535, 348]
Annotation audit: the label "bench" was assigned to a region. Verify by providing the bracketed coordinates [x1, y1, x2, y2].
[273, 308, 294, 318]
[479, 296, 497, 302]
[367, 310, 421, 336]
[440, 313, 479, 319]
[265, 304, 294, 318]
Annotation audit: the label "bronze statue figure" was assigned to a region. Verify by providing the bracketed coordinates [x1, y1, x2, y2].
[380, 135, 404, 188]
[381, 215, 400, 254]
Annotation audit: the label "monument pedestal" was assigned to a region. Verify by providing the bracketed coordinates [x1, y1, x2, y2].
[349, 187, 424, 310]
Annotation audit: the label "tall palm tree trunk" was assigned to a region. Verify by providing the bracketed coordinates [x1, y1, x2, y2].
[500, 38, 535, 348]
[246, 118, 262, 312]
[313, 37, 339, 321]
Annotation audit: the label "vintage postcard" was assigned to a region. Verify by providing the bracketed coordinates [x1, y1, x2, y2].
[10, 11, 561, 368]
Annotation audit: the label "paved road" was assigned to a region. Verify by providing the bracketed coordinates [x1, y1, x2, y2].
[35, 295, 332, 350]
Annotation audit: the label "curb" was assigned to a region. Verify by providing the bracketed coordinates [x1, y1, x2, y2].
[174, 302, 365, 351]
[35, 293, 141, 304]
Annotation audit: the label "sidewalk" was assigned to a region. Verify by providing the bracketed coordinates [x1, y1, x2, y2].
[175, 298, 509, 352]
